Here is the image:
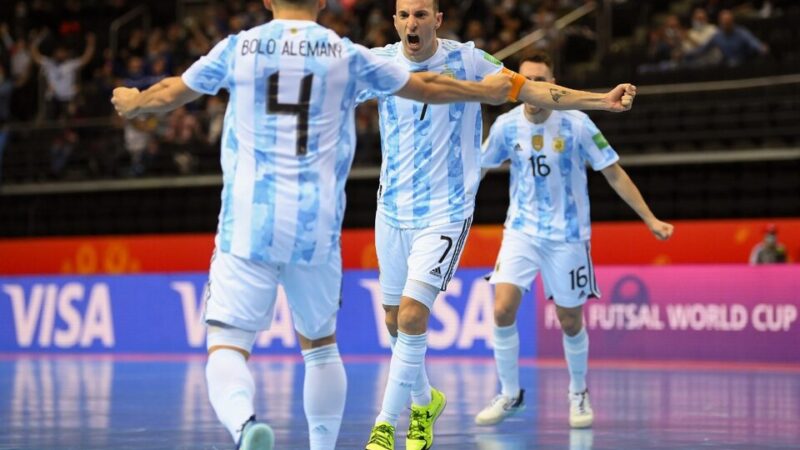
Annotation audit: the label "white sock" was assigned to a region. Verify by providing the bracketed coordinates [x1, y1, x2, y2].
[563, 327, 589, 394]
[377, 332, 427, 426]
[206, 349, 256, 443]
[493, 322, 520, 397]
[389, 334, 432, 406]
[302, 344, 346, 450]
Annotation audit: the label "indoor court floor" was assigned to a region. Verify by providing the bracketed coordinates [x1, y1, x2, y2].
[1, 355, 798, 450]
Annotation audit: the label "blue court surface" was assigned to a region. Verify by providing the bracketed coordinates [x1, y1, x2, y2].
[1, 356, 798, 450]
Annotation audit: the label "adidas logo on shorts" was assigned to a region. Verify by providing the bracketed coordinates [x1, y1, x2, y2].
[429, 267, 442, 278]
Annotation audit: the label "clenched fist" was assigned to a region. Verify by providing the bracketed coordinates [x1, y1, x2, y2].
[111, 87, 141, 119]
[603, 83, 636, 112]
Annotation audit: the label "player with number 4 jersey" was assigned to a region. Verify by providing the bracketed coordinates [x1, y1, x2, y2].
[475, 51, 674, 430]
[109, 1, 516, 449]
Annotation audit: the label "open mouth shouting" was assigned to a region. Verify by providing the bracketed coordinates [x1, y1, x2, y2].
[406, 33, 422, 50]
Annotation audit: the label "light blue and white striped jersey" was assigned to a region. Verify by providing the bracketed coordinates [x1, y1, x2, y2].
[182, 19, 409, 264]
[358, 39, 503, 228]
[481, 105, 620, 242]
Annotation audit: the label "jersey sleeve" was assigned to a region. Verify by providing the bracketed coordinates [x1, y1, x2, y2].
[353, 44, 410, 103]
[481, 120, 511, 168]
[472, 48, 504, 80]
[578, 115, 619, 171]
[181, 36, 238, 95]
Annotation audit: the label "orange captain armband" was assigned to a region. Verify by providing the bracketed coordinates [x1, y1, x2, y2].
[502, 68, 525, 102]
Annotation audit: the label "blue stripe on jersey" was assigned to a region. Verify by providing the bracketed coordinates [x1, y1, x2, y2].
[559, 118, 580, 242]
[473, 108, 482, 152]
[445, 50, 467, 223]
[380, 97, 401, 220]
[219, 109, 238, 253]
[249, 23, 284, 261]
[218, 34, 240, 253]
[412, 65, 432, 222]
[505, 121, 528, 231]
[290, 26, 332, 263]
[331, 41, 361, 251]
[533, 125, 554, 236]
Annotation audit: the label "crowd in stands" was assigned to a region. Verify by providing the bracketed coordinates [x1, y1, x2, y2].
[0, 0, 788, 181]
[638, 1, 779, 73]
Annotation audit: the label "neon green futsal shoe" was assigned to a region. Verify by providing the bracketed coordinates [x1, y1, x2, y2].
[406, 387, 447, 450]
[365, 421, 395, 450]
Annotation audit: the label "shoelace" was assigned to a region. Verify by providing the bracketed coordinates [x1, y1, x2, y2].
[369, 424, 394, 448]
[407, 409, 431, 439]
[492, 395, 509, 406]
[572, 393, 587, 413]
[491, 395, 515, 410]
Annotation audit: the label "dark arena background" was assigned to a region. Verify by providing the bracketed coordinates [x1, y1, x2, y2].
[0, 1, 798, 449]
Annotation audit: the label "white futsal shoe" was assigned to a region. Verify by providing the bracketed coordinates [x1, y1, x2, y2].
[568, 390, 594, 428]
[237, 416, 275, 450]
[474, 389, 526, 426]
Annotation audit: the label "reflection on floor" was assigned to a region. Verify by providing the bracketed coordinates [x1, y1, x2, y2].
[1, 356, 798, 449]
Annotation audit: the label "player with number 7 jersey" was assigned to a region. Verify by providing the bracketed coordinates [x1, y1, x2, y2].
[358, 1, 642, 448]
[109, 1, 515, 449]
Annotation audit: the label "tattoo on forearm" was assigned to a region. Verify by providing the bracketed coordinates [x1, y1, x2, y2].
[549, 88, 568, 103]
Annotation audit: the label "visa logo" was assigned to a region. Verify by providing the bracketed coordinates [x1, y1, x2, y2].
[3, 283, 115, 348]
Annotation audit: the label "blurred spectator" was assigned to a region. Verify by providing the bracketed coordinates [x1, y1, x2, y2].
[639, 15, 685, 73]
[49, 129, 78, 178]
[749, 224, 788, 264]
[124, 117, 158, 177]
[121, 56, 150, 90]
[30, 30, 96, 120]
[685, 8, 718, 51]
[1, 23, 35, 121]
[531, 7, 560, 52]
[163, 107, 201, 175]
[686, 9, 768, 66]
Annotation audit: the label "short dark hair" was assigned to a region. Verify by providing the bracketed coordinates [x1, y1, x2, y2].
[519, 50, 554, 73]
[397, 0, 439, 12]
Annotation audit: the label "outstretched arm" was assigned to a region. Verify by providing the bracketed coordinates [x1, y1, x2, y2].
[395, 71, 511, 105]
[29, 31, 46, 66]
[77, 33, 96, 67]
[111, 76, 203, 118]
[516, 79, 637, 112]
[601, 163, 674, 240]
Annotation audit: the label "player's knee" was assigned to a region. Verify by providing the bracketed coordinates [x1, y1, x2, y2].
[297, 332, 337, 351]
[397, 301, 429, 334]
[494, 302, 517, 327]
[558, 312, 583, 336]
[206, 322, 257, 357]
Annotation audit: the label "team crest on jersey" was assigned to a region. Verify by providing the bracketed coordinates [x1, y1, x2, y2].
[532, 134, 544, 151]
[440, 68, 456, 79]
[553, 137, 565, 153]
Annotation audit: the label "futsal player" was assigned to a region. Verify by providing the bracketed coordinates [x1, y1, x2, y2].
[110, 1, 515, 449]
[360, 2, 638, 449]
[475, 51, 673, 429]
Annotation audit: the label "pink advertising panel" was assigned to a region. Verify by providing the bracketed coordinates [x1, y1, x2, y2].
[536, 265, 800, 363]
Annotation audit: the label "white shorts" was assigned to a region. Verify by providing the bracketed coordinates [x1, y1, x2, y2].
[375, 214, 472, 309]
[489, 228, 600, 308]
[204, 246, 342, 340]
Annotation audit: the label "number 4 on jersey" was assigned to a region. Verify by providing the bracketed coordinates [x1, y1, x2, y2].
[267, 72, 313, 156]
